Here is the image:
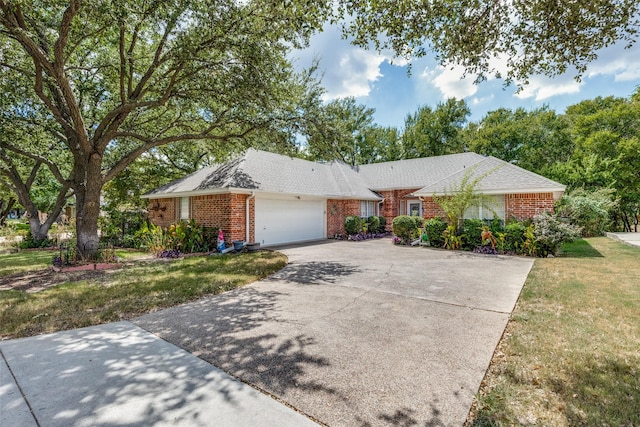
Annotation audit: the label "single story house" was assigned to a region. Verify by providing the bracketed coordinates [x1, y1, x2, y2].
[142, 149, 565, 246]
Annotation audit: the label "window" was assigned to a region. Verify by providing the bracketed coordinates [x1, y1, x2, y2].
[180, 197, 190, 220]
[360, 200, 375, 217]
[463, 195, 505, 220]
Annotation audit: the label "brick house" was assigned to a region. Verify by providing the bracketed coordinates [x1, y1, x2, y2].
[142, 149, 565, 246]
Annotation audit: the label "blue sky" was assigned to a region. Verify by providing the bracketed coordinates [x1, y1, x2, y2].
[292, 25, 640, 129]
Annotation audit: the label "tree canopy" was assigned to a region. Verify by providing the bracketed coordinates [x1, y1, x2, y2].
[340, 0, 640, 84]
[0, 0, 327, 255]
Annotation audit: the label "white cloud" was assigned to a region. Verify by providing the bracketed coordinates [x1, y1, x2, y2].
[292, 25, 399, 101]
[586, 43, 640, 82]
[421, 64, 478, 99]
[514, 75, 582, 101]
[471, 94, 495, 105]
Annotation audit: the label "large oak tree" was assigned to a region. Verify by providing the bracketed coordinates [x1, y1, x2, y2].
[0, 0, 327, 256]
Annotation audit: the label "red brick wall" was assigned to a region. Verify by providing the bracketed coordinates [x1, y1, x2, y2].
[327, 199, 361, 236]
[248, 196, 255, 243]
[147, 198, 176, 227]
[378, 189, 421, 230]
[191, 194, 248, 242]
[421, 196, 447, 219]
[149, 194, 250, 242]
[505, 192, 556, 221]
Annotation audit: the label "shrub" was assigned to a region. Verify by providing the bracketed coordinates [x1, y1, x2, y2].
[443, 225, 462, 249]
[367, 216, 380, 234]
[392, 215, 420, 243]
[424, 217, 447, 247]
[503, 222, 526, 253]
[556, 188, 614, 236]
[19, 230, 52, 249]
[533, 213, 582, 257]
[461, 219, 484, 250]
[411, 216, 424, 230]
[344, 216, 363, 235]
[377, 216, 387, 233]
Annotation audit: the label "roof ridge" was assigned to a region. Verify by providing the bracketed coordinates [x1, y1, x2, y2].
[415, 156, 487, 194]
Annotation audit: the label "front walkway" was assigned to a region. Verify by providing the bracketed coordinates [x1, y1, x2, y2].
[606, 232, 640, 248]
[0, 322, 318, 427]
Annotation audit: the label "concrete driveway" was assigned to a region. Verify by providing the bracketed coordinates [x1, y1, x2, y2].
[135, 239, 533, 426]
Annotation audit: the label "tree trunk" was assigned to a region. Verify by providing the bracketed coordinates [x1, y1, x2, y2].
[0, 198, 15, 226]
[28, 215, 50, 242]
[74, 156, 104, 260]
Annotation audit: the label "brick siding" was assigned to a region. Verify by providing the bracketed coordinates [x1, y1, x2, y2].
[149, 194, 250, 243]
[421, 196, 447, 219]
[378, 189, 421, 230]
[505, 192, 556, 221]
[149, 190, 557, 244]
[147, 198, 176, 228]
[327, 199, 361, 236]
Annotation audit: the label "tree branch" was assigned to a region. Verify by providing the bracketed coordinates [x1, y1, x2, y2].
[0, 141, 68, 185]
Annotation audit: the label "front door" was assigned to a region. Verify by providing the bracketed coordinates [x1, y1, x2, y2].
[407, 200, 421, 217]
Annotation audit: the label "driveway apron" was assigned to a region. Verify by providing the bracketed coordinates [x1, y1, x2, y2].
[134, 239, 533, 426]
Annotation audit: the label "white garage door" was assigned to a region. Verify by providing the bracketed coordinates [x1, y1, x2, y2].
[255, 196, 326, 246]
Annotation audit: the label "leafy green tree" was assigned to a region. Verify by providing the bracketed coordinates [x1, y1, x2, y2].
[558, 90, 640, 231]
[402, 98, 470, 158]
[339, 0, 640, 83]
[0, 0, 327, 257]
[464, 107, 573, 176]
[305, 97, 377, 166]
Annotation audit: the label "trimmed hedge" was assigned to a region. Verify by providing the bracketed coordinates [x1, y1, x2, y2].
[424, 217, 447, 247]
[344, 216, 363, 235]
[393, 215, 423, 243]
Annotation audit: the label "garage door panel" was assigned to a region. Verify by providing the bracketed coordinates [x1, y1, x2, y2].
[255, 197, 326, 246]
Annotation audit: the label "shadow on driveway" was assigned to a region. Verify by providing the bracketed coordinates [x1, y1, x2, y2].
[268, 261, 360, 285]
[135, 287, 345, 402]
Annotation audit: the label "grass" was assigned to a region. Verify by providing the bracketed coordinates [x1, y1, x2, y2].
[468, 237, 640, 426]
[0, 248, 147, 277]
[0, 250, 56, 276]
[0, 251, 287, 339]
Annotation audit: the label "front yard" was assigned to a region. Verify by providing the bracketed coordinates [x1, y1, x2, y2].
[468, 237, 640, 426]
[0, 251, 287, 339]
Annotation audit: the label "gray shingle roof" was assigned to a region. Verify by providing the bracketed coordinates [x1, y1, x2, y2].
[143, 149, 565, 200]
[412, 156, 566, 196]
[357, 152, 486, 190]
[143, 149, 382, 200]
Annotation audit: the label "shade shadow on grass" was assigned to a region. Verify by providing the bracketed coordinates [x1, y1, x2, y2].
[558, 239, 604, 258]
[548, 356, 640, 426]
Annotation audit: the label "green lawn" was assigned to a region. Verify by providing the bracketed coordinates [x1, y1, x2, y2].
[0, 248, 147, 277]
[468, 237, 640, 426]
[0, 250, 56, 277]
[0, 251, 287, 339]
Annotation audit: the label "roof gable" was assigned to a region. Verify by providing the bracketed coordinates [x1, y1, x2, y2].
[413, 156, 566, 196]
[143, 149, 382, 200]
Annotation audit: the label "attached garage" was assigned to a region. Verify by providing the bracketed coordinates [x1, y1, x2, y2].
[255, 195, 326, 246]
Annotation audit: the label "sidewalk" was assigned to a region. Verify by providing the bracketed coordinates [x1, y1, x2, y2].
[606, 232, 640, 248]
[0, 322, 317, 427]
